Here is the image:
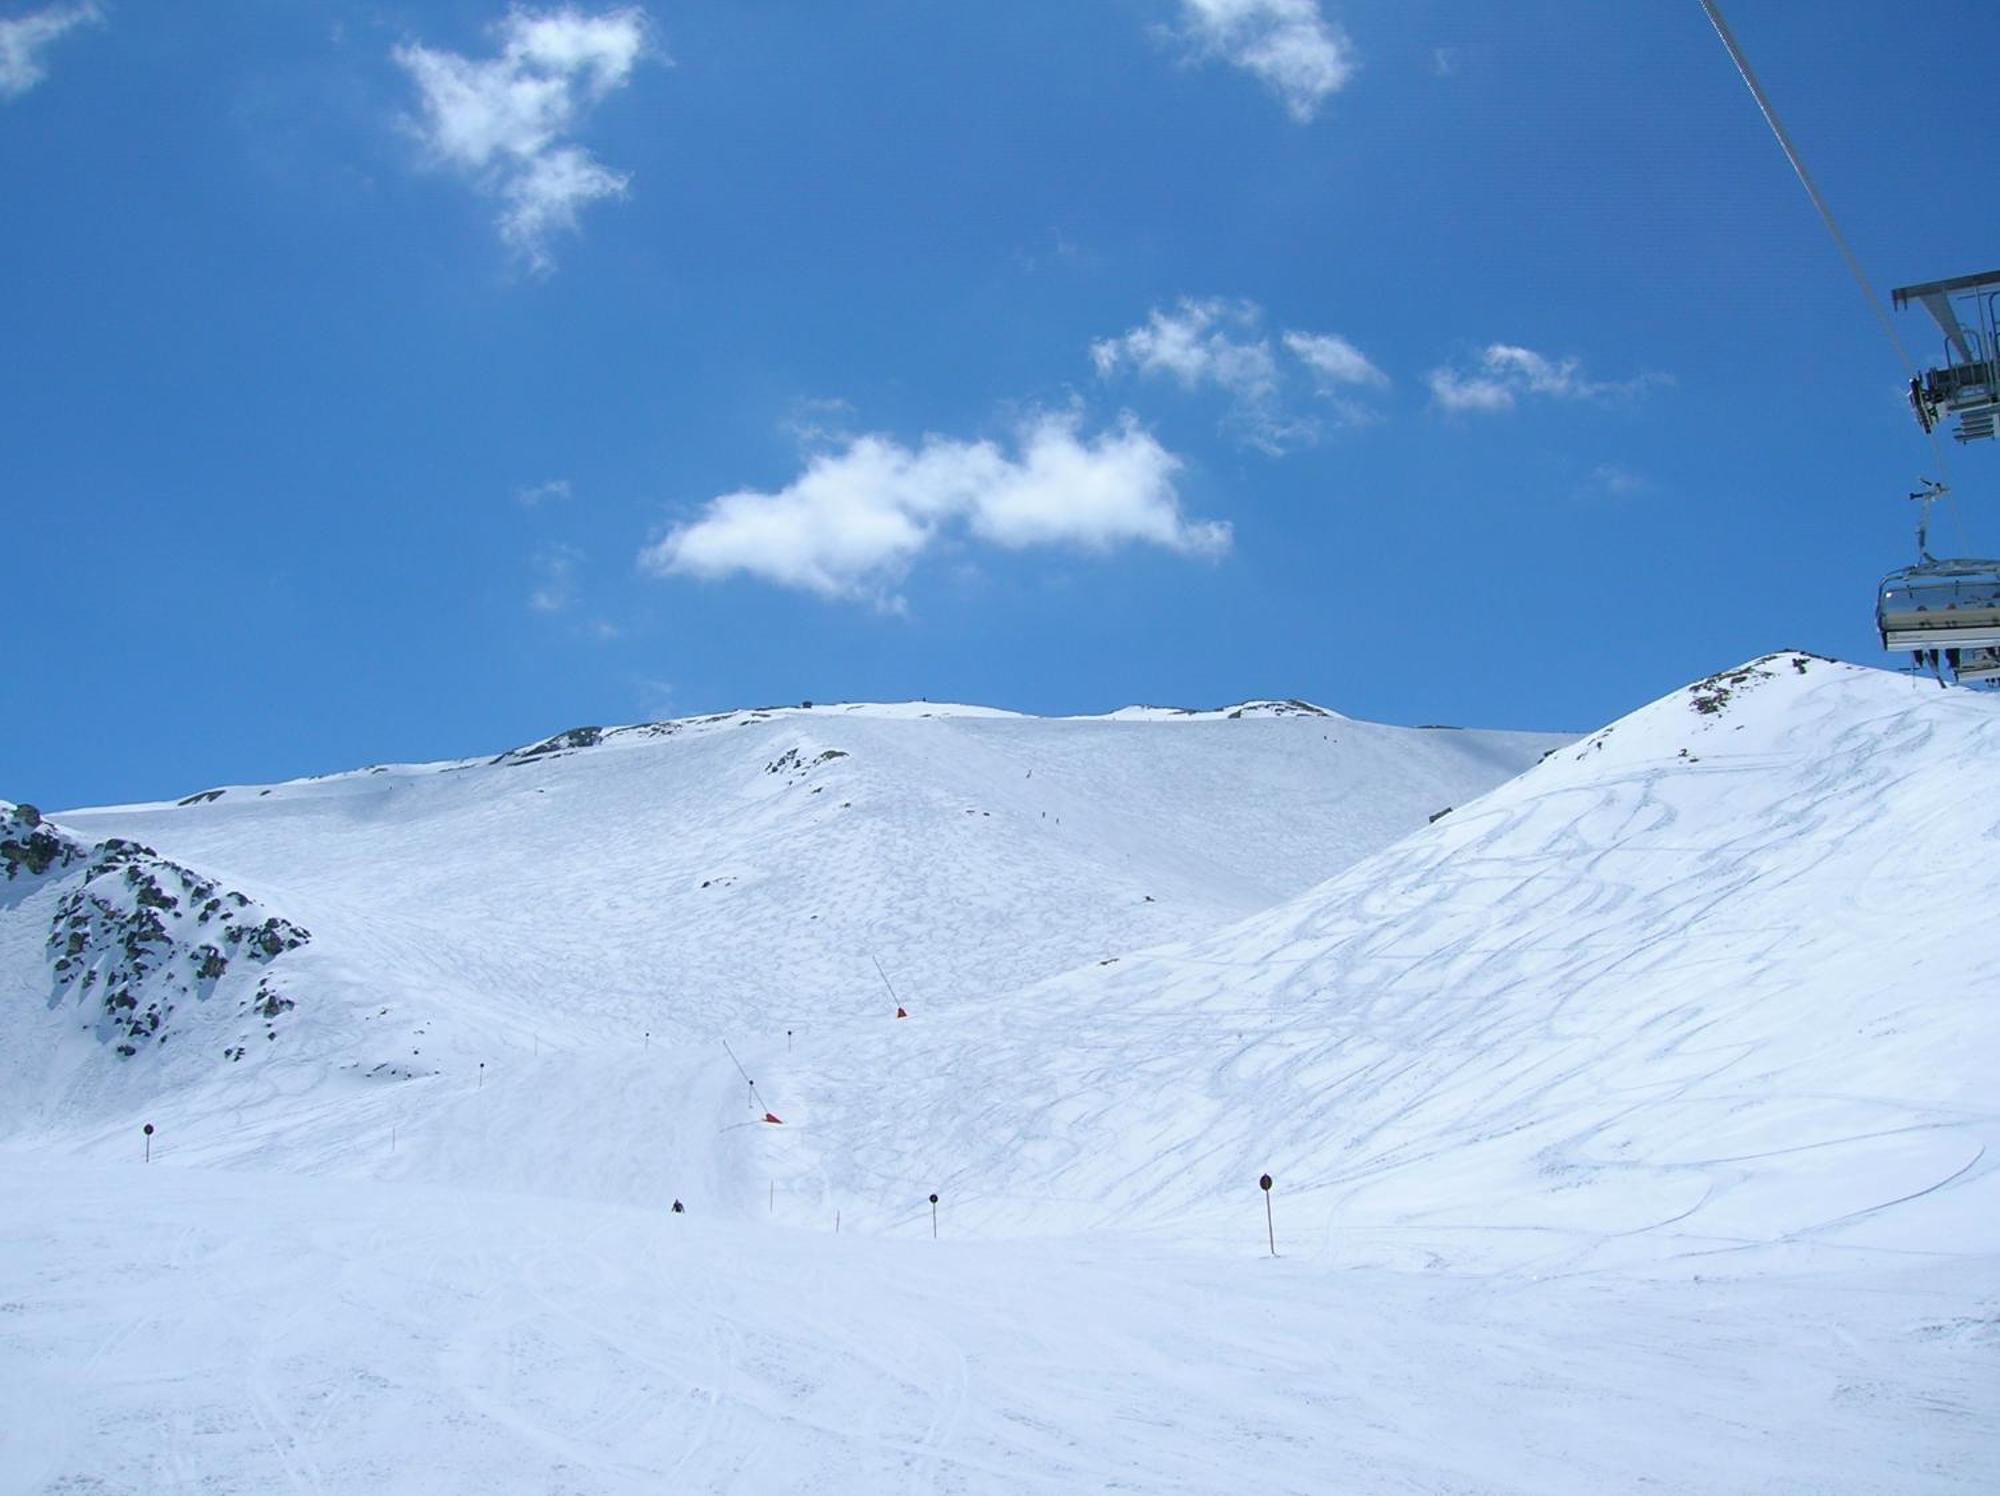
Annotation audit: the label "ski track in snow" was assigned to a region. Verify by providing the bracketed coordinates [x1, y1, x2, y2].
[3, 672, 1998, 1492]
[5, 1159, 1994, 1495]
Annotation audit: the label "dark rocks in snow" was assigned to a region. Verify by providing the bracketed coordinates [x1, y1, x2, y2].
[494, 725, 604, 766]
[1689, 665, 1768, 717]
[2, 802, 80, 881]
[765, 746, 850, 786]
[1688, 653, 1818, 718]
[1226, 699, 1331, 719]
[9, 810, 311, 1062]
[252, 979, 294, 1021]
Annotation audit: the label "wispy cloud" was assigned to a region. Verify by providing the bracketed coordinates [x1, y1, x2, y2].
[0, 2, 100, 100]
[393, 5, 653, 271]
[635, 675, 676, 720]
[641, 413, 1227, 608]
[1427, 344, 1667, 414]
[529, 542, 582, 613]
[1093, 298, 1386, 451]
[1169, 0, 1356, 122]
[1584, 463, 1650, 500]
[515, 477, 573, 507]
[1092, 298, 1279, 405]
[784, 396, 857, 446]
[1282, 330, 1387, 389]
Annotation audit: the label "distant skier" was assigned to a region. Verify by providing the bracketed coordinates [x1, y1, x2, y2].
[671, 1199, 684, 1214]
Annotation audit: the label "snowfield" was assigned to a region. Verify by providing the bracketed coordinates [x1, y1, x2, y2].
[3, 664, 1997, 1493]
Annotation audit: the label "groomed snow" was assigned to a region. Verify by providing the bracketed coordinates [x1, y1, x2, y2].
[3, 663, 1996, 1493]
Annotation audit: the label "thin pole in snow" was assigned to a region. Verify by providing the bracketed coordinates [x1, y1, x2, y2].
[929, 1192, 939, 1240]
[1260, 1173, 1276, 1257]
[478, 1062, 484, 1091]
[872, 954, 903, 1017]
[836, 1210, 840, 1234]
[644, 1030, 650, 1049]
[143, 1122, 154, 1163]
[787, 1029, 793, 1052]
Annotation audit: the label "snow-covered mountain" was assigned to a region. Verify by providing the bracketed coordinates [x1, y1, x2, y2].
[3, 663, 1995, 1494]
[0, 697, 1560, 1148]
[778, 654, 2000, 1257]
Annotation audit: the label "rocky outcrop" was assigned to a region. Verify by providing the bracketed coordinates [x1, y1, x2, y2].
[5, 801, 309, 1060]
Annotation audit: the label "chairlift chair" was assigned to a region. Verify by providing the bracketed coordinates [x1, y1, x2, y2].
[1952, 646, 2000, 685]
[1894, 269, 2000, 442]
[1876, 560, 2000, 651]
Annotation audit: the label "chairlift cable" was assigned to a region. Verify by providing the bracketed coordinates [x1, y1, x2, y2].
[1695, 0, 1969, 549]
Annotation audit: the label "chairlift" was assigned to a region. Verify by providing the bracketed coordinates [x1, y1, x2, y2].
[1877, 560, 2000, 651]
[1952, 646, 2000, 685]
[1895, 269, 2000, 442]
[1876, 478, 2000, 658]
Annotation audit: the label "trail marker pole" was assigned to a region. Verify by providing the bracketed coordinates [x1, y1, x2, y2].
[835, 1210, 840, 1234]
[143, 1123, 154, 1163]
[873, 955, 905, 1019]
[787, 1029, 793, 1052]
[929, 1192, 939, 1240]
[1260, 1173, 1275, 1257]
[478, 1062, 484, 1091]
[644, 1030, 650, 1050]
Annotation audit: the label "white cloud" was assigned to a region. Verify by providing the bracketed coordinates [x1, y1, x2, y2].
[1171, 0, 1356, 122]
[394, 6, 652, 271]
[530, 542, 582, 612]
[1094, 299, 1385, 450]
[516, 477, 573, 507]
[0, 2, 100, 100]
[1092, 298, 1278, 404]
[1426, 367, 1516, 413]
[1281, 329, 1387, 388]
[1427, 343, 1666, 413]
[641, 413, 1226, 606]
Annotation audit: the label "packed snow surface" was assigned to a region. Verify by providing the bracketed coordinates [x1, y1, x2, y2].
[3, 664, 1997, 1493]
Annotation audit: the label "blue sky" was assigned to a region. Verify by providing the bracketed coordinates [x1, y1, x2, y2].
[5, 0, 1997, 808]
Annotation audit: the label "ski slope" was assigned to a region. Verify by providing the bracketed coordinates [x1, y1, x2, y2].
[2, 662, 1997, 1494]
[2, 697, 1558, 1166]
[763, 654, 2000, 1258]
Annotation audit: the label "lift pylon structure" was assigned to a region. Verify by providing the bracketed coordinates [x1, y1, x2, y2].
[1895, 269, 2000, 443]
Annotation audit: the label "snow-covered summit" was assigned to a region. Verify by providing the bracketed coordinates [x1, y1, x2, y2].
[4, 659, 1997, 1494]
[4, 694, 1565, 1146]
[797, 652, 2000, 1259]
[1086, 697, 1345, 721]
